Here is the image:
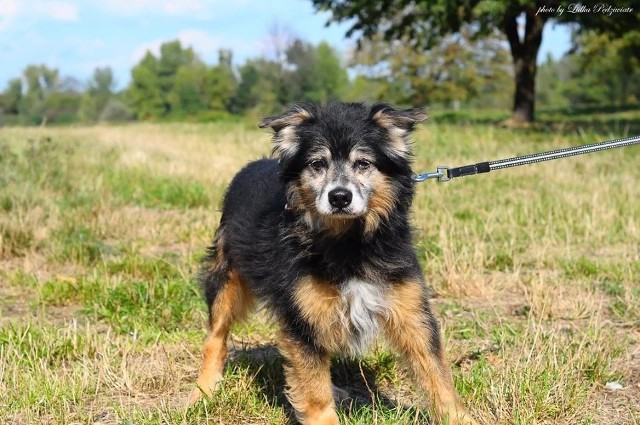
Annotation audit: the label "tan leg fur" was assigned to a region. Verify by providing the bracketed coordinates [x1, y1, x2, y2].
[385, 280, 478, 425]
[279, 332, 339, 425]
[188, 269, 253, 405]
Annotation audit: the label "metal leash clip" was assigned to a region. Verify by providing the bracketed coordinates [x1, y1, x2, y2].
[412, 166, 451, 183]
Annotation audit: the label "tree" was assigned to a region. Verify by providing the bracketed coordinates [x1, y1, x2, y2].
[1, 78, 23, 115]
[284, 39, 348, 103]
[313, 41, 348, 102]
[128, 52, 165, 119]
[22, 65, 63, 124]
[229, 62, 261, 113]
[536, 32, 640, 109]
[286, 39, 319, 101]
[169, 62, 236, 115]
[79, 67, 115, 122]
[99, 98, 134, 122]
[202, 64, 236, 111]
[43, 89, 82, 124]
[231, 57, 290, 115]
[218, 49, 233, 70]
[246, 59, 287, 115]
[345, 74, 394, 103]
[128, 41, 237, 120]
[87, 67, 114, 94]
[311, 0, 640, 123]
[572, 31, 640, 106]
[128, 41, 199, 119]
[170, 64, 209, 115]
[349, 30, 511, 108]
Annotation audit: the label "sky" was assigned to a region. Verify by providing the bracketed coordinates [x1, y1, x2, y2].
[0, 0, 572, 90]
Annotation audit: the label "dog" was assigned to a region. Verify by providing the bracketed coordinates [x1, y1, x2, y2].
[189, 102, 477, 425]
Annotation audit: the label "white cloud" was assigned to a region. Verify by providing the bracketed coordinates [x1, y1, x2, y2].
[102, 0, 254, 18]
[102, 0, 218, 17]
[0, 0, 77, 30]
[129, 29, 262, 71]
[132, 39, 164, 62]
[0, 0, 20, 30]
[47, 2, 78, 21]
[132, 30, 224, 63]
[178, 29, 223, 57]
[0, 0, 19, 17]
[162, 0, 205, 16]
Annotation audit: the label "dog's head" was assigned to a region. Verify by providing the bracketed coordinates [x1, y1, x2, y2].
[259, 102, 426, 234]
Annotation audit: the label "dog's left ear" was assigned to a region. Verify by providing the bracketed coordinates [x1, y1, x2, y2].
[370, 104, 427, 130]
[370, 104, 427, 157]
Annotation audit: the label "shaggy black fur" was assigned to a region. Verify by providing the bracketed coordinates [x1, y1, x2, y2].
[200, 101, 440, 355]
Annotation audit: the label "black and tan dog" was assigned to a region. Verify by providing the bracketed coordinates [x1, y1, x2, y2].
[189, 102, 477, 425]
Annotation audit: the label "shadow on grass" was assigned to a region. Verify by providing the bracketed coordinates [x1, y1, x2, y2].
[228, 344, 424, 424]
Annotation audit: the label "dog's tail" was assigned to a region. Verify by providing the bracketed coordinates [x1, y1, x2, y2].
[199, 226, 232, 325]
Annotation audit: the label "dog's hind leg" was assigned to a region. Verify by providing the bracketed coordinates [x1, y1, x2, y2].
[189, 230, 253, 405]
[384, 280, 478, 425]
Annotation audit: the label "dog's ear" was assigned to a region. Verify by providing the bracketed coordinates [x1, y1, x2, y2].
[370, 104, 427, 129]
[258, 104, 313, 132]
[260, 104, 315, 163]
[370, 104, 427, 157]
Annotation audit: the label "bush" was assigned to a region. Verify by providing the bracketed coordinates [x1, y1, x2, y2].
[98, 99, 134, 122]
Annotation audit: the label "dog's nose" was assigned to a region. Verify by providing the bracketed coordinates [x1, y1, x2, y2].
[328, 188, 352, 209]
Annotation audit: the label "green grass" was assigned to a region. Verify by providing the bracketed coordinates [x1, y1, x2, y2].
[104, 167, 216, 209]
[0, 120, 639, 424]
[82, 278, 203, 335]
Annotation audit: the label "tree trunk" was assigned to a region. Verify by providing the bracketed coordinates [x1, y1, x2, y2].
[503, 8, 547, 123]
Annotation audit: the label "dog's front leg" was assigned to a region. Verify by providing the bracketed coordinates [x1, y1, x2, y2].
[385, 281, 478, 425]
[279, 331, 339, 425]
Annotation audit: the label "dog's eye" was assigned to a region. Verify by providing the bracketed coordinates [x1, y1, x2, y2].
[355, 159, 371, 171]
[309, 159, 327, 171]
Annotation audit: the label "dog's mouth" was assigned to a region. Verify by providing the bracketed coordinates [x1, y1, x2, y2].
[326, 207, 365, 218]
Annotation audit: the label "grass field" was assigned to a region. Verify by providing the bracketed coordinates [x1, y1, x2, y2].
[1, 117, 639, 424]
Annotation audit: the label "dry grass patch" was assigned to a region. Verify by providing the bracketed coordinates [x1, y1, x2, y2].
[1, 122, 638, 424]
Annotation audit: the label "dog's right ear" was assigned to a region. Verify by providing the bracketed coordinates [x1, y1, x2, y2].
[258, 104, 313, 132]
[259, 104, 315, 163]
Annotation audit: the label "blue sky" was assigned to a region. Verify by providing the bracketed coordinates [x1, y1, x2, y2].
[0, 0, 572, 90]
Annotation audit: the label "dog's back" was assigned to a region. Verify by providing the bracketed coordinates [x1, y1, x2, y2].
[221, 158, 284, 236]
[199, 158, 284, 309]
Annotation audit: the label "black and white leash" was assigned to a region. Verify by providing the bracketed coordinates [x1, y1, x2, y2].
[412, 134, 640, 183]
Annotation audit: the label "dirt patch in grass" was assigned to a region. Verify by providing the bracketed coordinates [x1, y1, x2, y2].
[587, 331, 640, 424]
[0, 285, 31, 325]
[0, 281, 82, 327]
[0, 256, 87, 326]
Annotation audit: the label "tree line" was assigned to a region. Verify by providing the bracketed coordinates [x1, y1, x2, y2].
[1, 29, 638, 126]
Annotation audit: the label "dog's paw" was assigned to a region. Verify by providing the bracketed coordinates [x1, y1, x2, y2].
[446, 410, 480, 425]
[187, 377, 222, 407]
[461, 414, 480, 425]
[459, 416, 479, 425]
[187, 388, 205, 406]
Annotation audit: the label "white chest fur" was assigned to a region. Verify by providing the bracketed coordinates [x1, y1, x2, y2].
[339, 279, 388, 355]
